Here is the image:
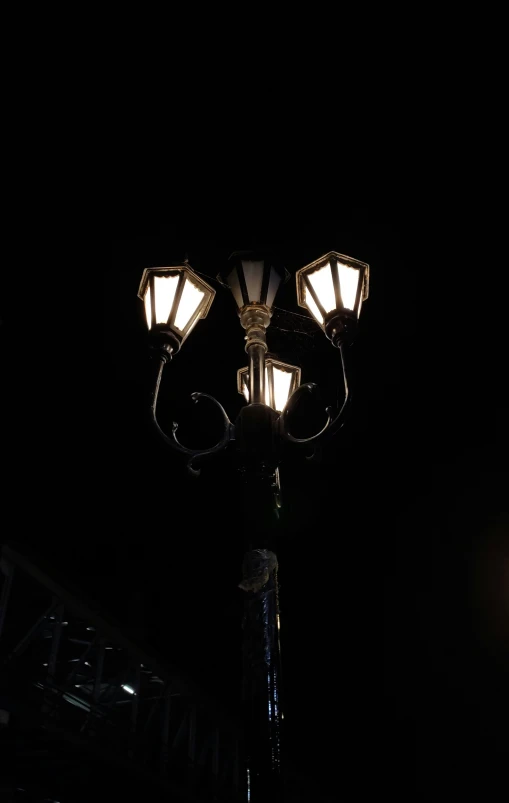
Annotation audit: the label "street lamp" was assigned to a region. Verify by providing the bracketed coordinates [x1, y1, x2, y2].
[237, 359, 301, 412]
[138, 250, 369, 803]
[296, 250, 369, 347]
[138, 262, 216, 354]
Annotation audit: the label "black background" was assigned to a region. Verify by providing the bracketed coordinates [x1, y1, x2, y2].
[2, 213, 507, 799]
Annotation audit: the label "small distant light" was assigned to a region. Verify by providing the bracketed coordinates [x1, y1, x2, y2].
[105, 647, 113, 650]
[122, 684, 135, 695]
[282, 713, 285, 719]
[84, 661, 91, 667]
[42, 662, 48, 666]
[75, 684, 82, 688]
[86, 626, 95, 631]
[62, 621, 68, 625]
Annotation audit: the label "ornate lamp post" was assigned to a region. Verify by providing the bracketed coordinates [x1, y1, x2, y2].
[137, 250, 369, 802]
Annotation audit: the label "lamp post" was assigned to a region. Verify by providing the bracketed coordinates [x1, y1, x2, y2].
[137, 250, 369, 802]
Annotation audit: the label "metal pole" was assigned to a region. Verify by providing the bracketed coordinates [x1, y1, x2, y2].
[43, 603, 64, 715]
[93, 638, 106, 706]
[248, 343, 266, 404]
[240, 305, 270, 406]
[238, 461, 283, 803]
[241, 549, 283, 803]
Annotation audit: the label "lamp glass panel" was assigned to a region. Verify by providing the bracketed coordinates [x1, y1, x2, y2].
[144, 284, 152, 329]
[304, 285, 324, 324]
[154, 274, 179, 324]
[242, 376, 250, 402]
[266, 266, 282, 309]
[242, 260, 264, 303]
[227, 267, 244, 308]
[337, 262, 360, 311]
[307, 263, 336, 314]
[272, 366, 293, 412]
[174, 276, 205, 331]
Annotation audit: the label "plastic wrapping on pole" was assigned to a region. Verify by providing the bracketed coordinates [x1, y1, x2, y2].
[241, 549, 282, 802]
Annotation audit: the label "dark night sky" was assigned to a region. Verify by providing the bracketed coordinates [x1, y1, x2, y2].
[2, 214, 508, 799]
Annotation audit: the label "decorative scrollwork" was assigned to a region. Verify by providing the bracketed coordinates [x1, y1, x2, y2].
[151, 359, 234, 476]
[279, 344, 351, 448]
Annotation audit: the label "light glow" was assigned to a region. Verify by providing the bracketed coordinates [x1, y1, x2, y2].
[242, 377, 249, 402]
[271, 366, 293, 412]
[154, 274, 179, 324]
[304, 287, 323, 324]
[144, 284, 152, 328]
[337, 262, 360, 311]
[308, 263, 336, 315]
[174, 277, 205, 331]
[240, 361, 299, 411]
[122, 684, 135, 695]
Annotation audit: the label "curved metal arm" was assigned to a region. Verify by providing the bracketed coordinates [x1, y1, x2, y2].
[151, 357, 234, 476]
[279, 343, 351, 448]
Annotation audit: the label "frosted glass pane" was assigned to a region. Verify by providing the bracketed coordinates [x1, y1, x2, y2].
[242, 260, 264, 303]
[337, 262, 360, 311]
[307, 263, 336, 314]
[265, 267, 282, 309]
[227, 267, 244, 308]
[304, 285, 324, 324]
[154, 275, 179, 324]
[272, 367, 293, 412]
[264, 368, 270, 406]
[144, 284, 152, 329]
[174, 277, 205, 331]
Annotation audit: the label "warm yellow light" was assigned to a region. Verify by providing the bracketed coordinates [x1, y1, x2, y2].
[238, 360, 300, 411]
[154, 275, 179, 324]
[174, 277, 205, 331]
[337, 262, 360, 310]
[271, 366, 293, 413]
[308, 263, 336, 315]
[144, 284, 152, 329]
[304, 286, 324, 324]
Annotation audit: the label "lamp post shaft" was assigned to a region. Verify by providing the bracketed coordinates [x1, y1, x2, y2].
[239, 463, 283, 803]
[240, 304, 271, 406]
[248, 343, 266, 404]
[242, 549, 283, 802]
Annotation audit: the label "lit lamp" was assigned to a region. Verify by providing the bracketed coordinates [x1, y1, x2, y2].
[296, 251, 369, 347]
[223, 251, 286, 311]
[237, 359, 301, 412]
[220, 252, 287, 406]
[138, 263, 216, 355]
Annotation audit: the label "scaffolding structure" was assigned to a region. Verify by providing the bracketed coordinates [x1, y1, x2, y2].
[0, 544, 243, 803]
